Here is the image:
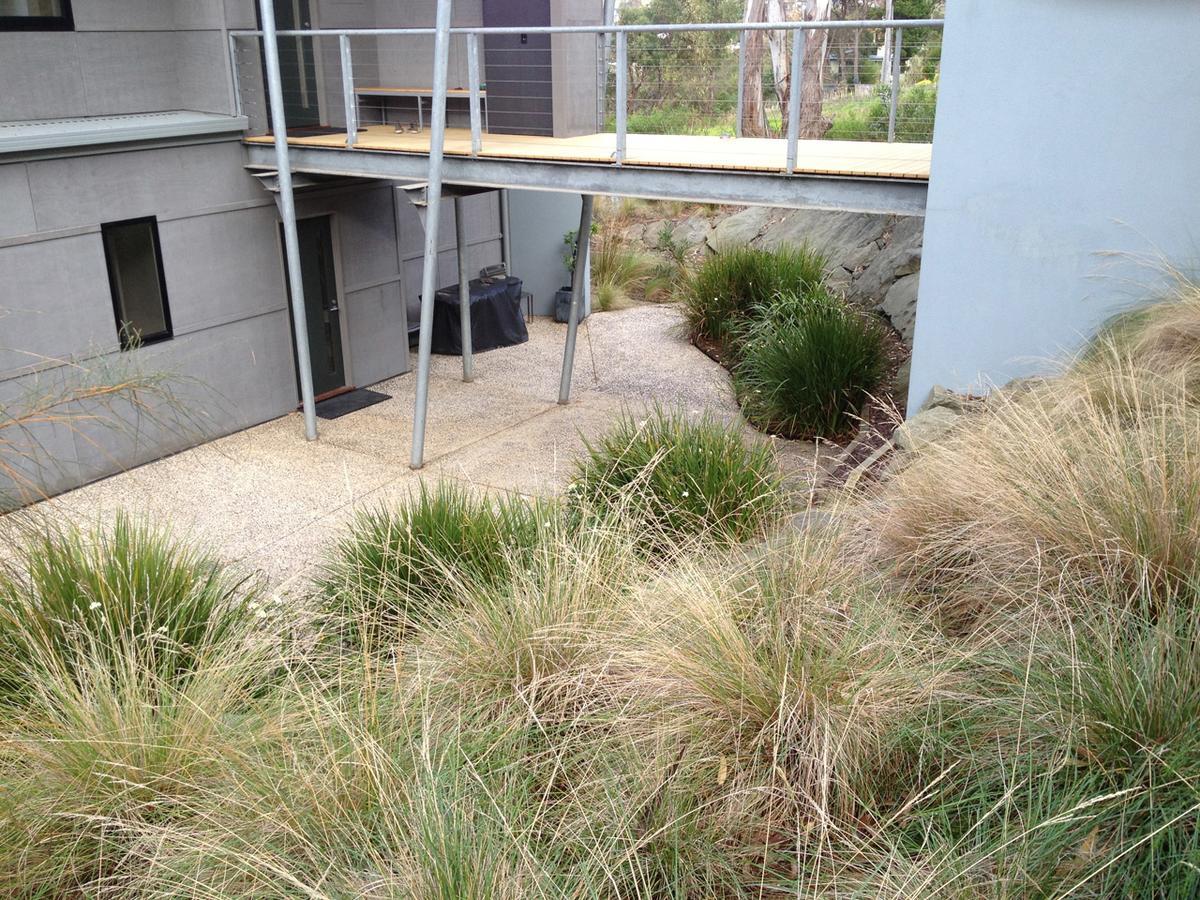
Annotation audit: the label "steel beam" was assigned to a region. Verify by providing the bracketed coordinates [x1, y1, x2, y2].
[258, 0, 318, 442]
[244, 143, 929, 217]
[410, 0, 454, 470]
[558, 194, 594, 405]
[454, 196, 474, 382]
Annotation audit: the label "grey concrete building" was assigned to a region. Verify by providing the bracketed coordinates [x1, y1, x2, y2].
[0, 0, 591, 504]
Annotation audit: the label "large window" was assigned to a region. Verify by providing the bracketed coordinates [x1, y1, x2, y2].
[102, 217, 173, 350]
[0, 0, 73, 30]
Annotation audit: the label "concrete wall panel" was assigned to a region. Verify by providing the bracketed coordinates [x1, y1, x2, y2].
[0, 234, 118, 378]
[158, 206, 287, 333]
[25, 141, 264, 233]
[0, 165, 37, 239]
[908, 0, 1200, 407]
[0, 34, 86, 121]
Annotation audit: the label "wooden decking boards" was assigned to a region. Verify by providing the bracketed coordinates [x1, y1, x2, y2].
[246, 125, 932, 181]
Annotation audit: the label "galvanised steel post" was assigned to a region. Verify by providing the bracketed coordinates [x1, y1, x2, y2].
[558, 194, 594, 405]
[735, 28, 747, 138]
[887, 28, 904, 142]
[339, 34, 356, 147]
[259, 0, 318, 441]
[499, 188, 512, 273]
[614, 32, 627, 164]
[467, 32, 482, 155]
[785, 27, 804, 173]
[410, 0, 454, 469]
[454, 196, 474, 382]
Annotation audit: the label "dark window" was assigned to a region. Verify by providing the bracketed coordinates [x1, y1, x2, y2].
[102, 217, 173, 350]
[0, 0, 73, 31]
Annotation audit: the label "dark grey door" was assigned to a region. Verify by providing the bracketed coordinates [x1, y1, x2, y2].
[284, 217, 346, 399]
[271, 0, 321, 129]
[482, 0, 553, 136]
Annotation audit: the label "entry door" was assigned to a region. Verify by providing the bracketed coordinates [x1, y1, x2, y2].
[271, 0, 321, 129]
[283, 216, 347, 399]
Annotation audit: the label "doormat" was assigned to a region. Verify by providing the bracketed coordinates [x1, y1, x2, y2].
[316, 389, 391, 419]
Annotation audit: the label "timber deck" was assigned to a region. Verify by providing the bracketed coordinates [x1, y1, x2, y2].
[246, 125, 932, 181]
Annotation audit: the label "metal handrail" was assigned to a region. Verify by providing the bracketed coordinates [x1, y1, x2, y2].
[231, 16, 942, 170]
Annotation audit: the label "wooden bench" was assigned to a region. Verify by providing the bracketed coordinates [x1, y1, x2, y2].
[354, 86, 488, 132]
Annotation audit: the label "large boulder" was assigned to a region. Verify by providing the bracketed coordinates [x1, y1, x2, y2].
[894, 405, 962, 453]
[669, 214, 713, 250]
[756, 209, 890, 278]
[881, 273, 920, 344]
[853, 215, 924, 303]
[707, 206, 773, 253]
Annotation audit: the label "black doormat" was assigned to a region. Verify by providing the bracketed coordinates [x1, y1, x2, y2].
[316, 388, 391, 419]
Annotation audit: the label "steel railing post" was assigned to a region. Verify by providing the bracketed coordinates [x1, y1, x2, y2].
[614, 31, 627, 165]
[558, 194, 594, 404]
[229, 33, 245, 119]
[785, 27, 804, 173]
[467, 32, 482, 155]
[735, 28, 747, 138]
[887, 28, 903, 143]
[258, 0, 317, 441]
[339, 34, 356, 147]
[410, 0, 454, 469]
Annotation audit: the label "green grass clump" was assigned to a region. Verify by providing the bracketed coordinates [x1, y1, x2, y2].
[0, 513, 258, 703]
[568, 407, 783, 551]
[734, 291, 889, 439]
[590, 229, 653, 311]
[318, 483, 552, 647]
[681, 245, 827, 350]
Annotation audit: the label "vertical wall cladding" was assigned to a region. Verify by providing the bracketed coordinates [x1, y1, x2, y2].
[482, 0, 554, 136]
[0, 0, 234, 121]
[0, 140, 298, 501]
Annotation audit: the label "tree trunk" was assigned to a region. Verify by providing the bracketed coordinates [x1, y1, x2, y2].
[765, 0, 790, 135]
[798, 0, 833, 139]
[741, 0, 768, 137]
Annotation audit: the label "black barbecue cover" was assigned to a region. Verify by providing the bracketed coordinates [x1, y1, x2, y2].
[431, 276, 528, 355]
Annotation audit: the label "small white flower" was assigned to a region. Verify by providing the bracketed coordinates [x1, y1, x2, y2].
[255, 610, 267, 619]
[88, 602, 101, 611]
[681, 491, 690, 498]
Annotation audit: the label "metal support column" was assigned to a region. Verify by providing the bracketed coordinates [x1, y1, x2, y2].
[259, 0, 317, 441]
[410, 0, 455, 469]
[887, 28, 904, 143]
[499, 188, 512, 273]
[785, 28, 804, 173]
[557, 194, 594, 405]
[339, 34, 357, 147]
[454, 196, 474, 382]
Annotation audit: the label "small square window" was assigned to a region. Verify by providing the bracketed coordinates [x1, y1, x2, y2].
[0, 0, 73, 31]
[102, 217, 173, 350]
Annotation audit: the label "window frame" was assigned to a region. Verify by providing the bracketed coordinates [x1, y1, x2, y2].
[101, 216, 174, 351]
[0, 0, 74, 31]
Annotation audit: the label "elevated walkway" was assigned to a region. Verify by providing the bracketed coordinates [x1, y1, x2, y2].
[244, 126, 931, 216]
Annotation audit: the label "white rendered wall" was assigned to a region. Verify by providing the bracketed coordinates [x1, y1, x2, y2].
[908, 0, 1200, 409]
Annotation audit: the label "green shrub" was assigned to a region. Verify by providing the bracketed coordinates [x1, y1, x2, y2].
[568, 407, 783, 551]
[0, 514, 258, 703]
[733, 291, 888, 439]
[826, 81, 938, 143]
[319, 483, 552, 647]
[681, 245, 827, 351]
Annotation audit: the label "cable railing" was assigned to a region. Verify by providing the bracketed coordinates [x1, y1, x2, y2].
[230, 16, 942, 174]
